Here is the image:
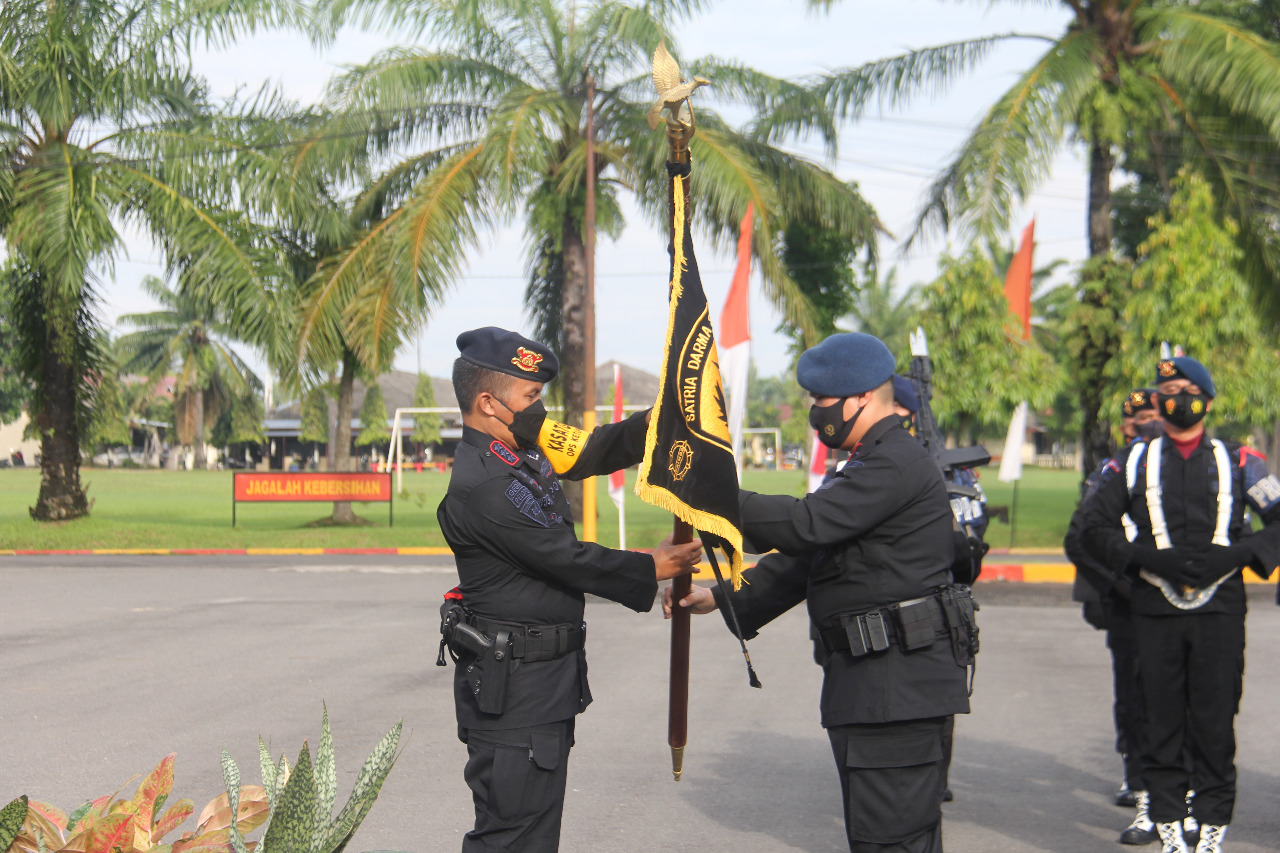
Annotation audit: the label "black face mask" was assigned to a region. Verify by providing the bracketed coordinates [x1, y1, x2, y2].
[1134, 419, 1164, 441]
[494, 397, 547, 449]
[1161, 390, 1210, 430]
[809, 398, 863, 449]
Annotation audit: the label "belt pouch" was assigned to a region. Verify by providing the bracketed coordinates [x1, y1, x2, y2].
[844, 617, 870, 657]
[863, 611, 890, 652]
[895, 598, 939, 650]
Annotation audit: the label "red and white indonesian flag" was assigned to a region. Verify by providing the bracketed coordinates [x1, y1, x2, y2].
[807, 429, 829, 494]
[719, 203, 753, 474]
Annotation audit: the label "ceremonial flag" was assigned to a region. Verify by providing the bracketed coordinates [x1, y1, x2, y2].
[807, 429, 829, 494]
[1004, 219, 1035, 340]
[609, 363, 627, 550]
[719, 203, 753, 476]
[636, 172, 744, 586]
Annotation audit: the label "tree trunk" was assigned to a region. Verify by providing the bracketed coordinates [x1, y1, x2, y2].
[1077, 139, 1118, 480]
[331, 350, 358, 523]
[560, 217, 588, 519]
[30, 312, 89, 521]
[193, 387, 206, 470]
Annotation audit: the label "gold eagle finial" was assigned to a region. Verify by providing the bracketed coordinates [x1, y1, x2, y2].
[649, 41, 710, 132]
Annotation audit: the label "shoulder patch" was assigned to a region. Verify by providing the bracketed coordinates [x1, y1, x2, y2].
[1240, 446, 1268, 467]
[490, 441, 519, 466]
[505, 480, 549, 526]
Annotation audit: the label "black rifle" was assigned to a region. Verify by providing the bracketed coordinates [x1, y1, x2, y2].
[906, 327, 991, 583]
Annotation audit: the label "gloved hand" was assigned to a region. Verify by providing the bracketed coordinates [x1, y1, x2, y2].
[1130, 546, 1193, 585]
[1184, 543, 1251, 587]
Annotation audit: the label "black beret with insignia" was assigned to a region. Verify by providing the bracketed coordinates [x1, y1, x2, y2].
[1122, 388, 1156, 418]
[456, 326, 559, 383]
[1155, 356, 1214, 398]
[796, 332, 896, 398]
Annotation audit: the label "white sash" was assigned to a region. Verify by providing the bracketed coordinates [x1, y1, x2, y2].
[1135, 437, 1238, 609]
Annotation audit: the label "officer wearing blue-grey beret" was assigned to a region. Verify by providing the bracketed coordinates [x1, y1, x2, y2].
[437, 326, 702, 853]
[668, 332, 976, 853]
[1083, 356, 1280, 853]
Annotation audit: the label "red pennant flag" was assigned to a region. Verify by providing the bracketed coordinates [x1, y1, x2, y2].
[719, 203, 753, 470]
[1004, 220, 1035, 340]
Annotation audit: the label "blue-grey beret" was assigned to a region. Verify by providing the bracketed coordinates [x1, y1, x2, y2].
[457, 326, 559, 383]
[892, 374, 920, 414]
[796, 332, 896, 398]
[1155, 356, 1214, 398]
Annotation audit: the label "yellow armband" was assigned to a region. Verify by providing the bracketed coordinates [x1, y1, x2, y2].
[538, 419, 591, 474]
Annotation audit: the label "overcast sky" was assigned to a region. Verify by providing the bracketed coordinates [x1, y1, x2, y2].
[102, 0, 1085, 390]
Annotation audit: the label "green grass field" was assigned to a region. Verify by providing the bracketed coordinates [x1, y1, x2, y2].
[0, 464, 1080, 551]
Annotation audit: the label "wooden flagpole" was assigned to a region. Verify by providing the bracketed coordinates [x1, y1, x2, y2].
[665, 109, 695, 782]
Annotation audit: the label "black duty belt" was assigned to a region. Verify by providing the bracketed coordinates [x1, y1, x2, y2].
[818, 594, 948, 657]
[468, 616, 586, 662]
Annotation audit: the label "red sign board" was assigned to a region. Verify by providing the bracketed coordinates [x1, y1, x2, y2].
[234, 473, 392, 503]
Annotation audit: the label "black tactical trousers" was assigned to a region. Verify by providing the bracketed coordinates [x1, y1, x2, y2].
[827, 716, 947, 853]
[1134, 612, 1244, 825]
[460, 719, 575, 852]
[1105, 596, 1145, 789]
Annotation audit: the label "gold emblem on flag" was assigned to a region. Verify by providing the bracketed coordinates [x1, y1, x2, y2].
[512, 347, 544, 373]
[668, 441, 694, 481]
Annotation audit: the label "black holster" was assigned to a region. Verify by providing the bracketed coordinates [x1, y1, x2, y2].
[937, 584, 980, 693]
[438, 600, 511, 715]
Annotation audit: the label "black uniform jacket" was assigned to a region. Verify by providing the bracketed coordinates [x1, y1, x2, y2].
[713, 415, 971, 727]
[438, 412, 657, 730]
[1064, 443, 1138, 604]
[1082, 433, 1280, 617]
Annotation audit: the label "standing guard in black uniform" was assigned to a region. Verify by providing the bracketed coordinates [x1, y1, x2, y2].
[1082, 357, 1280, 853]
[667, 333, 976, 853]
[437, 327, 702, 853]
[1064, 388, 1162, 835]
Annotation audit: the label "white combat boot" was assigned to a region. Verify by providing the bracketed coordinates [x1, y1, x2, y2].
[1194, 824, 1227, 853]
[1120, 791, 1156, 845]
[1157, 821, 1190, 853]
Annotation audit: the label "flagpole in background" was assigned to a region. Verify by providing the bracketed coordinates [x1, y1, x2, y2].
[609, 363, 627, 550]
[999, 220, 1035, 548]
[581, 74, 599, 543]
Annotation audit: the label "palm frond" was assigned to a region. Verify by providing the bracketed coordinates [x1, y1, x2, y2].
[812, 32, 1049, 122]
[905, 27, 1099, 249]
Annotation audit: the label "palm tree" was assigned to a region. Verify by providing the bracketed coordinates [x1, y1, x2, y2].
[842, 268, 921, 360]
[0, 0, 298, 518]
[307, 0, 880, 440]
[116, 277, 263, 470]
[807, 0, 1280, 472]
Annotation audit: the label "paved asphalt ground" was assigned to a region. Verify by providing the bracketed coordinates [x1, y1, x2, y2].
[3, 555, 1279, 853]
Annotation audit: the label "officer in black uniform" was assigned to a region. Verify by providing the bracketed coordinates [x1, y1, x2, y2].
[1064, 388, 1161, 831]
[437, 327, 702, 853]
[1082, 357, 1280, 853]
[668, 332, 975, 853]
